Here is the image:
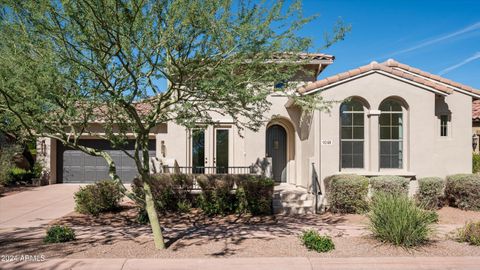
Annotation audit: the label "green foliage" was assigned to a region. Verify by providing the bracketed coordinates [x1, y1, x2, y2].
[136, 209, 150, 224]
[368, 193, 437, 247]
[416, 177, 445, 209]
[0, 144, 19, 186]
[324, 174, 369, 213]
[473, 153, 480, 173]
[235, 176, 274, 215]
[370, 176, 410, 196]
[132, 173, 194, 213]
[300, 229, 335, 253]
[458, 221, 480, 246]
[44, 225, 76, 243]
[74, 180, 123, 216]
[197, 175, 236, 216]
[445, 174, 480, 211]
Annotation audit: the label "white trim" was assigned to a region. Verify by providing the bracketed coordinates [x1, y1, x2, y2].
[392, 67, 480, 99]
[301, 70, 450, 96]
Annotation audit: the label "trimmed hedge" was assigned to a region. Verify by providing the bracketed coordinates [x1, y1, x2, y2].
[445, 174, 480, 211]
[370, 176, 409, 196]
[236, 176, 275, 215]
[132, 173, 194, 213]
[132, 173, 274, 216]
[416, 177, 445, 209]
[324, 174, 369, 214]
[196, 174, 237, 215]
[74, 180, 123, 216]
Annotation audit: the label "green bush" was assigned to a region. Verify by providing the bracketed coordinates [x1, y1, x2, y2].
[0, 144, 20, 186]
[324, 174, 369, 213]
[44, 225, 76, 243]
[458, 221, 480, 246]
[74, 180, 123, 216]
[235, 176, 274, 215]
[416, 177, 445, 209]
[368, 193, 437, 247]
[445, 174, 480, 211]
[300, 229, 335, 252]
[473, 153, 480, 173]
[197, 174, 236, 215]
[370, 176, 409, 196]
[131, 173, 194, 213]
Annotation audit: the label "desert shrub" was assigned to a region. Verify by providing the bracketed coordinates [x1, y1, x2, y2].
[74, 180, 123, 216]
[370, 176, 409, 196]
[445, 174, 480, 211]
[368, 193, 437, 247]
[416, 177, 445, 209]
[458, 221, 480, 246]
[473, 153, 480, 173]
[197, 174, 236, 215]
[236, 176, 274, 215]
[131, 173, 194, 213]
[300, 229, 335, 252]
[324, 174, 369, 213]
[44, 225, 76, 243]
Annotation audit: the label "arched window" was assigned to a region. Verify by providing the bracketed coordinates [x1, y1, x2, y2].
[379, 99, 403, 169]
[340, 100, 364, 168]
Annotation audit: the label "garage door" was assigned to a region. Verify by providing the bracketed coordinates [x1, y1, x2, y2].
[57, 139, 156, 183]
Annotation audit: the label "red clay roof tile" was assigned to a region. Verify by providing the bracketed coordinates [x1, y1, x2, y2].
[297, 59, 479, 96]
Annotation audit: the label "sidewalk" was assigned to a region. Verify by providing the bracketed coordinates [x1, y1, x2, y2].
[2, 256, 480, 270]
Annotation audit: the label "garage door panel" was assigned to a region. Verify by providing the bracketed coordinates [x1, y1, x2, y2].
[59, 139, 156, 183]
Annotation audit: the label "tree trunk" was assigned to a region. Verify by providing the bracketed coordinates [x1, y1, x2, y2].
[143, 179, 165, 249]
[139, 135, 166, 249]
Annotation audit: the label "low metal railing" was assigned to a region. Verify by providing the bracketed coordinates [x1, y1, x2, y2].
[162, 166, 254, 175]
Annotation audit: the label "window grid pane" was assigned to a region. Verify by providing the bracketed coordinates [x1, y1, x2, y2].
[340, 101, 364, 169]
[379, 100, 403, 169]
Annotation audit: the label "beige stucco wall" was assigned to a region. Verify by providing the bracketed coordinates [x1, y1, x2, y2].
[314, 72, 472, 188]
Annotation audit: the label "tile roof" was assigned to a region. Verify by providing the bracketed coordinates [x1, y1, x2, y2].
[297, 59, 480, 97]
[473, 100, 480, 121]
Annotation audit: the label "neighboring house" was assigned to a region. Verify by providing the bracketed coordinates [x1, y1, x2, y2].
[38, 56, 479, 202]
[472, 100, 480, 153]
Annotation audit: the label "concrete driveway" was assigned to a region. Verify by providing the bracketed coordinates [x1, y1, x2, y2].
[0, 184, 80, 229]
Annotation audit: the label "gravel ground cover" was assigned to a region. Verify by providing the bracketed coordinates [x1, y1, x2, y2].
[0, 203, 479, 259]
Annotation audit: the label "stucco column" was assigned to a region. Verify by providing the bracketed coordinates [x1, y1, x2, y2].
[36, 137, 57, 184]
[368, 110, 381, 172]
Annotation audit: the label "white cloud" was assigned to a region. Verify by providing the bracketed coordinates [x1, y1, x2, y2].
[387, 22, 480, 57]
[438, 52, 480, 75]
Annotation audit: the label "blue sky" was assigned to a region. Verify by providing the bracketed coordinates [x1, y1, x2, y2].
[298, 0, 480, 88]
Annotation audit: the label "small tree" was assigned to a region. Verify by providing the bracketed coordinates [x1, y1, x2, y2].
[0, 0, 349, 249]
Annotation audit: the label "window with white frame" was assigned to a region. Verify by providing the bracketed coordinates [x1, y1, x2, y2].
[379, 99, 403, 169]
[440, 115, 450, 137]
[340, 100, 364, 168]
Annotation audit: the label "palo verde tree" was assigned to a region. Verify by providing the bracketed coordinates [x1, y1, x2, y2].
[0, 0, 349, 249]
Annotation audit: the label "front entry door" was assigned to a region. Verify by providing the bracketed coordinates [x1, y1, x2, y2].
[266, 125, 287, 182]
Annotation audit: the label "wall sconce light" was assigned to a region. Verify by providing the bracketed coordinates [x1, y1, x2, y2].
[40, 140, 47, 156]
[472, 134, 478, 152]
[161, 140, 166, 157]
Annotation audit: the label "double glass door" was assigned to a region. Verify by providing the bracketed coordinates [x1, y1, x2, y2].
[191, 127, 230, 174]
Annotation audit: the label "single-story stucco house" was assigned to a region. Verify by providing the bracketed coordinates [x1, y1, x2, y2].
[37, 54, 479, 212]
